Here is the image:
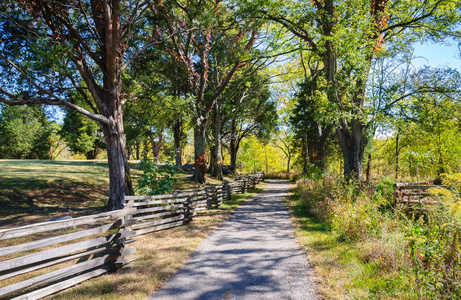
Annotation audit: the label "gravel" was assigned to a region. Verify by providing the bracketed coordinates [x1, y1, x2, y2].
[151, 179, 319, 300]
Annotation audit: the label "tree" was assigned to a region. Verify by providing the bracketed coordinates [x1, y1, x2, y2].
[0, 1, 162, 209]
[123, 49, 190, 165]
[151, 0, 259, 183]
[241, 0, 461, 180]
[380, 68, 461, 179]
[290, 70, 334, 172]
[61, 107, 104, 159]
[0, 105, 52, 159]
[220, 72, 277, 172]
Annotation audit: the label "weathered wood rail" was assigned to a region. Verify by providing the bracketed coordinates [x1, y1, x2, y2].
[0, 206, 136, 300]
[394, 181, 448, 205]
[0, 173, 264, 299]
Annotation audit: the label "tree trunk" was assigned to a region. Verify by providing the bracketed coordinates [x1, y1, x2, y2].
[229, 118, 237, 172]
[135, 141, 140, 161]
[149, 131, 163, 164]
[336, 118, 366, 181]
[211, 98, 223, 180]
[313, 123, 332, 170]
[102, 116, 131, 210]
[193, 120, 207, 184]
[265, 145, 269, 174]
[287, 155, 291, 173]
[395, 130, 400, 179]
[303, 133, 309, 175]
[86, 148, 99, 160]
[366, 152, 372, 183]
[173, 118, 183, 167]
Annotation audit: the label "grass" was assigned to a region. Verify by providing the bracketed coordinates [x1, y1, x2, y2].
[0, 159, 263, 299]
[0, 159, 235, 228]
[284, 189, 411, 300]
[48, 185, 265, 300]
[0, 160, 113, 227]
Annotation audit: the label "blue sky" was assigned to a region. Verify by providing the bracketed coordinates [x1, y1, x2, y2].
[412, 40, 459, 69]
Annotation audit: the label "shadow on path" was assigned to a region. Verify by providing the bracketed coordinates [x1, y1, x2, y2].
[151, 180, 319, 300]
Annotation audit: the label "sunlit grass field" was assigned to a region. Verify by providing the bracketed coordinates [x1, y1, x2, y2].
[0, 159, 233, 227]
[0, 160, 114, 227]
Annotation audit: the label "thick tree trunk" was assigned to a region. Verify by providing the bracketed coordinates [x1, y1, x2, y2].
[149, 131, 163, 164]
[211, 98, 223, 180]
[336, 118, 367, 181]
[303, 133, 309, 175]
[312, 123, 332, 170]
[193, 120, 207, 184]
[102, 116, 131, 210]
[230, 146, 237, 172]
[173, 119, 183, 167]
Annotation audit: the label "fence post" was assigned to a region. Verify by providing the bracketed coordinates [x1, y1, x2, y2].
[216, 185, 223, 207]
[205, 185, 214, 209]
[223, 180, 232, 201]
[183, 196, 194, 224]
[115, 201, 136, 272]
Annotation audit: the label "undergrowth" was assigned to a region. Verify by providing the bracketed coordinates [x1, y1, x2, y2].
[291, 174, 461, 299]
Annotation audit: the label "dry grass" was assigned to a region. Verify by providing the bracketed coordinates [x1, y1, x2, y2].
[284, 191, 412, 300]
[264, 172, 300, 181]
[46, 185, 265, 300]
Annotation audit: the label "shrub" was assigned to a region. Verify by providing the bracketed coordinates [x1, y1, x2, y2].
[264, 172, 300, 181]
[296, 177, 336, 223]
[331, 194, 383, 242]
[135, 160, 181, 195]
[295, 174, 461, 298]
[405, 175, 461, 299]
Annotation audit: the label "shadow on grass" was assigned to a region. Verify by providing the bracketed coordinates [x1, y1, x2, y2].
[0, 177, 108, 227]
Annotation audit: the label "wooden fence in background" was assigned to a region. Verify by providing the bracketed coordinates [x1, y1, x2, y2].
[0, 173, 263, 300]
[394, 181, 448, 205]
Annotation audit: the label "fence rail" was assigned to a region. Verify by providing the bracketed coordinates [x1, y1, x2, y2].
[0, 172, 264, 299]
[394, 181, 448, 205]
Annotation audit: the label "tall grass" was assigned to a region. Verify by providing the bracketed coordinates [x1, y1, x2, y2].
[294, 175, 461, 299]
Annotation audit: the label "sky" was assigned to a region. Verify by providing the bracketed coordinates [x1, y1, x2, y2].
[412, 40, 460, 69]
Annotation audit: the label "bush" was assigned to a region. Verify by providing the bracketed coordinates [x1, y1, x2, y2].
[135, 160, 181, 195]
[296, 177, 396, 241]
[331, 195, 383, 242]
[264, 172, 300, 181]
[296, 177, 336, 223]
[295, 174, 461, 298]
[405, 174, 461, 299]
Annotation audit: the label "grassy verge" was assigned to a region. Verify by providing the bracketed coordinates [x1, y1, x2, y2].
[48, 184, 265, 300]
[285, 188, 411, 300]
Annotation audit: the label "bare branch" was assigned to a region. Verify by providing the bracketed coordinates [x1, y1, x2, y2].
[0, 96, 111, 126]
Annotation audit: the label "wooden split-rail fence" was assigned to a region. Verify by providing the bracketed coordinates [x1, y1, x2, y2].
[0, 173, 264, 300]
[394, 181, 448, 206]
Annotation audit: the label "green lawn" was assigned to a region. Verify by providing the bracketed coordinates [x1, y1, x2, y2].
[0, 160, 113, 227]
[0, 159, 235, 227]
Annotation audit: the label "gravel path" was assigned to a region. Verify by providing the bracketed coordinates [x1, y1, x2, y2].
[151, 180, 319, 300]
